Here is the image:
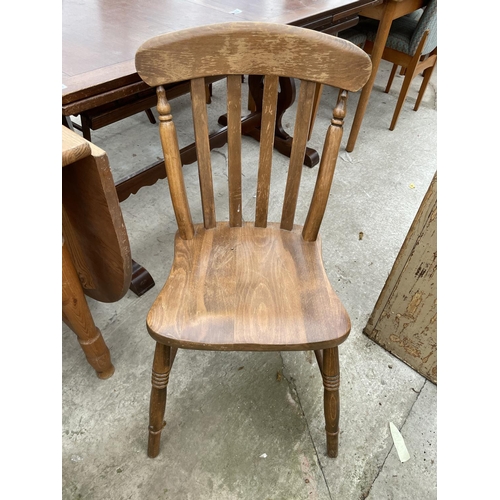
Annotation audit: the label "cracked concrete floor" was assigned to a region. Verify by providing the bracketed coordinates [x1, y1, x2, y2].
[62, 60, 437, 499]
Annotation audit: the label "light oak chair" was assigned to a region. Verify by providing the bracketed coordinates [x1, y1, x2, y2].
[135, 22, 371, 459]
[359, 0, 437, 130]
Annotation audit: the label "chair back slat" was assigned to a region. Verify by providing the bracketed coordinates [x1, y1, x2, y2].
[226, 74, 243, 227]
[280, 79, 317, 231]
[157, 86, 194, 240]
[255, 74, 279, 228]
[191, 77, 216, 229]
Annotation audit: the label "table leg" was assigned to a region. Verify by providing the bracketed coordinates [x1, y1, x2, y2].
[129, 260, 156, 297]
[62, 239, 115, 379]
[346, 1, 398, 152]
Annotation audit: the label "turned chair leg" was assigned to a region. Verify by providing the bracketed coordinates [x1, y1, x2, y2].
[148, 343, 174, 458]
[322, 347, 340, 458]
[413, 63, 436, 112]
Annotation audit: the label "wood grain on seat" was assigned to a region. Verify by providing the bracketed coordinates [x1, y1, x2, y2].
[147, 222, 350, 350]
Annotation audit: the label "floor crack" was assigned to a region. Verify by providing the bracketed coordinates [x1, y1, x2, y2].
[278, 352, 333, 500]
[362, 378, 428, 499]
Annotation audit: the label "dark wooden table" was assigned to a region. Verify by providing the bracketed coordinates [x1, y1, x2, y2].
[63, 0, 381, 294]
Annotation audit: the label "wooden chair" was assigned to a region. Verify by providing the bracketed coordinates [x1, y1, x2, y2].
[360, 0, 437, 130]
[135, 22, 371, 459]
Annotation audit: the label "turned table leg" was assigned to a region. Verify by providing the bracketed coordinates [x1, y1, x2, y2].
[129, 260, 155, 297]
[62, 239, 115, 379]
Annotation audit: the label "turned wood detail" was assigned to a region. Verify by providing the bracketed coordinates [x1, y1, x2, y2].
[62, 238, 115, 379]
[332, 90, 347, 126]
[323, 347, 340, 458]
[151, 369, 170, 390]
[322, 372, 340, 392]
[148, 343, 172, 458]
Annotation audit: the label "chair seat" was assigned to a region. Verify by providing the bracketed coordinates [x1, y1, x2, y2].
[147, 222, 351, 351]
[338, 27, 367, 47]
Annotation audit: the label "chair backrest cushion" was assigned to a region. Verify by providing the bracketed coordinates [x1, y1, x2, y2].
[409, 0, 437, 55]
[364, 0, 437, 56]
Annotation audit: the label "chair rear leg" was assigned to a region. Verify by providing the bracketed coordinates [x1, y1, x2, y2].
[385, 64, 399, 94]
[389, 66, 417, 131]
[148, 343, 172, 458]
[145, 109, 156, 124]
[205, 83, 213, 104]
[413, 64, 436, 111]
[322, 347, 340, 458]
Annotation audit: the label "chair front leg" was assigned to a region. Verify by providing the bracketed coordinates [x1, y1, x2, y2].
[148, 343, 172, 458]
[322, 347, 340, 458]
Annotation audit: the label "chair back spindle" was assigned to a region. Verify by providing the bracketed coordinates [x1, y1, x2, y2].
[303, 90, 347, 241]
[157, 86, 194, 240]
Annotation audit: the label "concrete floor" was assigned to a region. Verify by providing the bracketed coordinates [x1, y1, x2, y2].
[62, 60, 437, 500]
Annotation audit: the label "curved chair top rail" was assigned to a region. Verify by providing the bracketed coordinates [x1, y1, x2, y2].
[136, 22, 372, 91]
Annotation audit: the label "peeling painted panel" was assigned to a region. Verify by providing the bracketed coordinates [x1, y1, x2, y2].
[364, 173, 437, 383]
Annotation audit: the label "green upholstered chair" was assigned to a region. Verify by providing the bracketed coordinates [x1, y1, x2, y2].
[362, 0, 437, 130]
[343, 0, 437, 130]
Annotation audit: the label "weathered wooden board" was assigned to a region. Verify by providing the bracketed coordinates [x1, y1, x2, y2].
[364, 173, 437, 383]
